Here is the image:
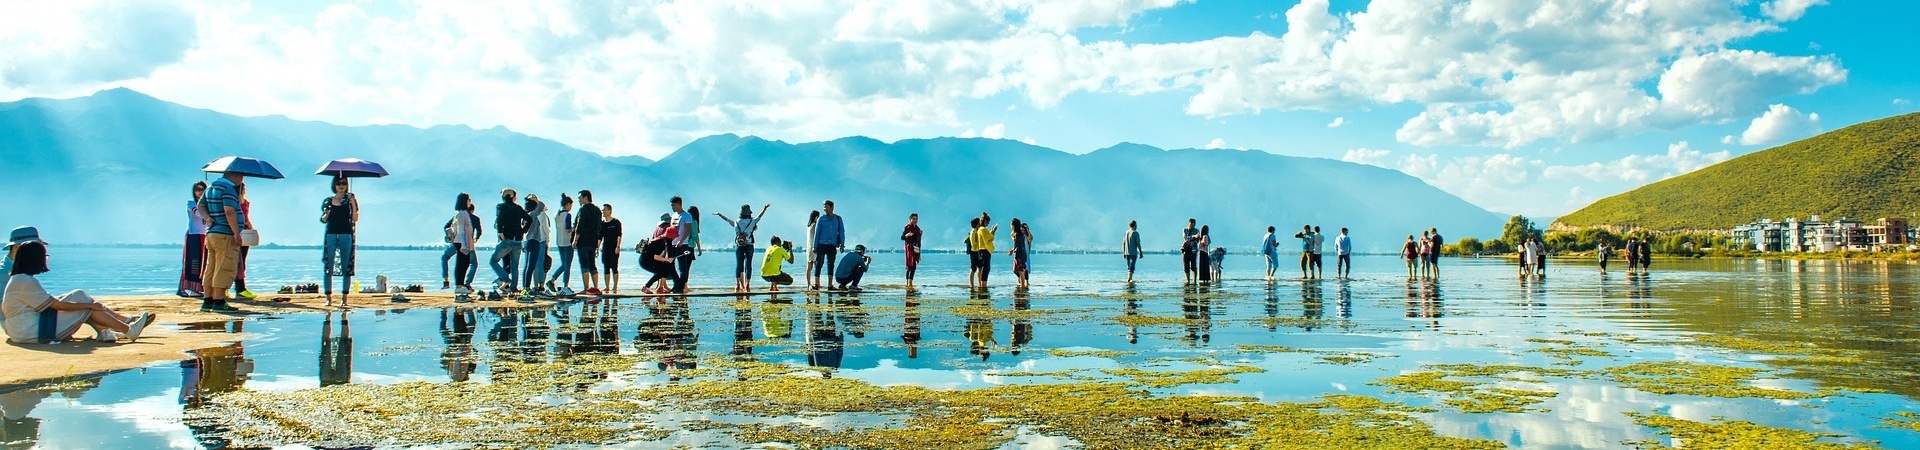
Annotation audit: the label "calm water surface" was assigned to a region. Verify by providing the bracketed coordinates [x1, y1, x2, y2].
[5, 249, 1919, 449]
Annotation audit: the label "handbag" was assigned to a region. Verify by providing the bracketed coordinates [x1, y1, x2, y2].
[240, 229, 261, 247]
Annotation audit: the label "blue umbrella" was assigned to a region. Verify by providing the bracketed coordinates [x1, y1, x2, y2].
[316, 158, 390, 178]
[201, 156, 285, 179]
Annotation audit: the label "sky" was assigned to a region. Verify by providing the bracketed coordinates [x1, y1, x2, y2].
[3, 0, 1916, 219]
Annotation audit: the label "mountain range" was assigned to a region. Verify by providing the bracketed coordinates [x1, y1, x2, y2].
[0, 88, 1503, 252]
[1555, 112, 1920, 230]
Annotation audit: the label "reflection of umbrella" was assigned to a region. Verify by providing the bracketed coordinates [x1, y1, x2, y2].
[316, 158, 389, 178]
[201, 156, 285, 179]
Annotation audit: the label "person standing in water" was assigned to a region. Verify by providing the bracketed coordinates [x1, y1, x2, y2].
[1293, 225, 1314, 280]
[1309, 226, 1325, 280]
[523, 195, 551, 294]
[574, 190, 603, 296]
[1009, 219, 1031, 288]
[1334, 228, 1352, 279]
[1195, 226, 1213, 283]
[548, 194, 576, 294]
[1123, 221, 1142, 284]
[600, 204, 624, 293]
[901, 213, 921, 290]
[811, 201, 846, 291]
[966, 217, 982, 289]
[1428, 228, 1444, 278]
[715, 204, 771, 293]
[179, 182, 209, 298]
[1401, 235, 1419, 279]
[805, 210, 821, 289]
[1596, 241, 1611, 274]
[320, 176, 358, 307]
[449, 193, 479, 296]
[1261, 226, 1279, 281]
[973, 212, 997, 287]
[1181, 219, 1199, 283]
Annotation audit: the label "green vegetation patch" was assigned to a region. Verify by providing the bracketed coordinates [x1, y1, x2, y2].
[1602, 362, 1825, 400]
[1886, 411, 1920, 433]
[1100, 365, 1266, 388]
[1624, 411, 1872, 449]
[1046, 348, 1137, 358]
[1373, 369, 1558, 414]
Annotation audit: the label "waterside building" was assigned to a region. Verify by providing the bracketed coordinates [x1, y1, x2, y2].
[1729, 216, 1910, 252]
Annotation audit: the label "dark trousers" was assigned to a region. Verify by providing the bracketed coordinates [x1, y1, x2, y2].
[673, 245, 694, 293]
[644, 259, 675, 289]
[1182, 251, 1195, 275]
[453, 250, 473, 287]
[978, 251, 992, 284]
[1336, 254, 1351, 274]
[811, 244, 837, 279]
[836, 266, 866, 289]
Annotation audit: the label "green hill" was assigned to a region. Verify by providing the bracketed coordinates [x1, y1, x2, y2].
[1556, 112, 1920, 231]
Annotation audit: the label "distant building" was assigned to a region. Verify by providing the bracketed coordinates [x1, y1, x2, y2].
[1728, 216, 1893, 252]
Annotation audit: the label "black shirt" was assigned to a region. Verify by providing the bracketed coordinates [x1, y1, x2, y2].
[601, 218, 623, 252]
[322, 195, 355, 235]
[575, 203, 603, 243]
[496, 202, 530, 240]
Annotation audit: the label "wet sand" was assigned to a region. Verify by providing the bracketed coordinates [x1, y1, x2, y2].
[0, 291, 560, 387]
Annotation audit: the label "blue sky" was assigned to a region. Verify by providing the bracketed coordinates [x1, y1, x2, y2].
[3, 0, 1914, 218]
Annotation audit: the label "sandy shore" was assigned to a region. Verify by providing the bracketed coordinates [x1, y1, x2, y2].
[0, 291, 557, 387]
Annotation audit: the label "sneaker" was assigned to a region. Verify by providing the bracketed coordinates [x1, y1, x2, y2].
[442, 280, 451, 289]
[126, 314, 153, 341]
[454, 294, 473, 303]
[486, 291, 502, 302]
[583, 288, 602, 296]
[455, 286, 473, 295]
[97, 329, 124, 342]
[558, 287, 576, 297]
[517, 295, 536, 304]
[237, 290, 258, 300]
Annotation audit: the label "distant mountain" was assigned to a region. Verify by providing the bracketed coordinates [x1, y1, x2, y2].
[0, 89, 1503, 252]
[1555, 113, 1920, 230]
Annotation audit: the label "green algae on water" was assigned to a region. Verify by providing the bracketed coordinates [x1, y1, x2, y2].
[1624, 411, 1873, 449]
[1603, 361, 1826, 400]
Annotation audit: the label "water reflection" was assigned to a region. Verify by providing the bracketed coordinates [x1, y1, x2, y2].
[1183, 285, 1212, 345]
[181, 341, 250, 449]
[0, 377, 99, 448]
[966, 290, 995, 360]
[1300, 281, 1324, 332]
[319, 311, 352, 387]
[902, 295, 922, 358]
[441, 308, 477, 382]
[640, 300, 699, 372]
[807, 301, 844, 371]
[1404, 280, 1444, 329]
[1011, 292, 1033, 355]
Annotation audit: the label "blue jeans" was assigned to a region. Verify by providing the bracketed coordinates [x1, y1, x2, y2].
[441, 243, 457, 280]
[551, 246, 574, 286]
[811, 244, 838, 279]
[490, 240, 523, 286]
[735, 245, 754, 278]
[322, 234, 354, 294]
[523, 240, 548, 290]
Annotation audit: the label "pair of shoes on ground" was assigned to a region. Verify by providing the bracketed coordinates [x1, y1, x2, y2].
[453, 293, 474, 303]
[581, 287, 603, 296]
[103, 312, 158, 342]
[200, 302, 240, 313]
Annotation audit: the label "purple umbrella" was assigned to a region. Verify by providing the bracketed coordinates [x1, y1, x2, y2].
[316, 158, 389, 179]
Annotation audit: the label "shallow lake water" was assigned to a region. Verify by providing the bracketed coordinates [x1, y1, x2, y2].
[4, 250, 1919, 448]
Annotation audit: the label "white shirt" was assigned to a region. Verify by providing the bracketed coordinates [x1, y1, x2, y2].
[3, 274, 54, 343]
[186, 201, 208, 235]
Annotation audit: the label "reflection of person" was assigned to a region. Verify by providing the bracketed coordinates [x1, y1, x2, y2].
[440, 308, 477, 382]
[179, 181, 209, 298]
[902, 298, 921, 358]
[805, 307, 844, 371]
[732, 298, 754, 359]
[320, 311, 353, 387]
[4, 230, 153, 343]
[1010, 294, 1032, 355]
[180, 342, 250, 408]
[2, 375, 101, 448]
[965, 292, 996, 360]
[833, 245, 872, 291]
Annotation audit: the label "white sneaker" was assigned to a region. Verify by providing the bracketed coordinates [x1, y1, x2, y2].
[97, 329, 124, 342]
[126, 315, 153, 341]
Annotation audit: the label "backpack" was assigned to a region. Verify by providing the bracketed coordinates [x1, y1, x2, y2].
[444, 218, 457, 244]
[735, 219, 755, 247]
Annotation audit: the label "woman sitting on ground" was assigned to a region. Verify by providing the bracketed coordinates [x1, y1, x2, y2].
[3, 227, 155, 343]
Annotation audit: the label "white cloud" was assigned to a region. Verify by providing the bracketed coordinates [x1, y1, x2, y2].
[1204, 137, 1228, 149]
[1340, 148, 1390, 167]
[0, 0, 1853, 158]
[1896, 98, 1912, 107]
[980, 123, 1007, 139]
[1326, 116, 1344, 128]
[0, 0, 198, 88]
[1541, 141, 1732, 184]
[1737, 104, 1821, 145]
[1761, 0, 1827, 22]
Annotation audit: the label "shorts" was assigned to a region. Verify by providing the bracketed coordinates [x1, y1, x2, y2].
[601, 246, 620, 273]
[763, 273, 793, 285]
[577, 242, 600, 273]
[1264, 253, 1278, 271]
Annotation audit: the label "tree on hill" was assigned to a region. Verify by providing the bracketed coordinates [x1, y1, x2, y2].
[1500, 215, 1541, 252]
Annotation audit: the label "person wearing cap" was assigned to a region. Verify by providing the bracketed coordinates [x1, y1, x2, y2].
[3, 227, 155, 343]
[833, 245, 872, 291]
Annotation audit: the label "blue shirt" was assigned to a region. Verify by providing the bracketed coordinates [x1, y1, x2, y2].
[1335, 234, 1352, 255]
[203, 178, 240, 235]
[814, 214, 845, 246]
[1261, 233, 1277, 256]
[834, 252, 868, 279]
